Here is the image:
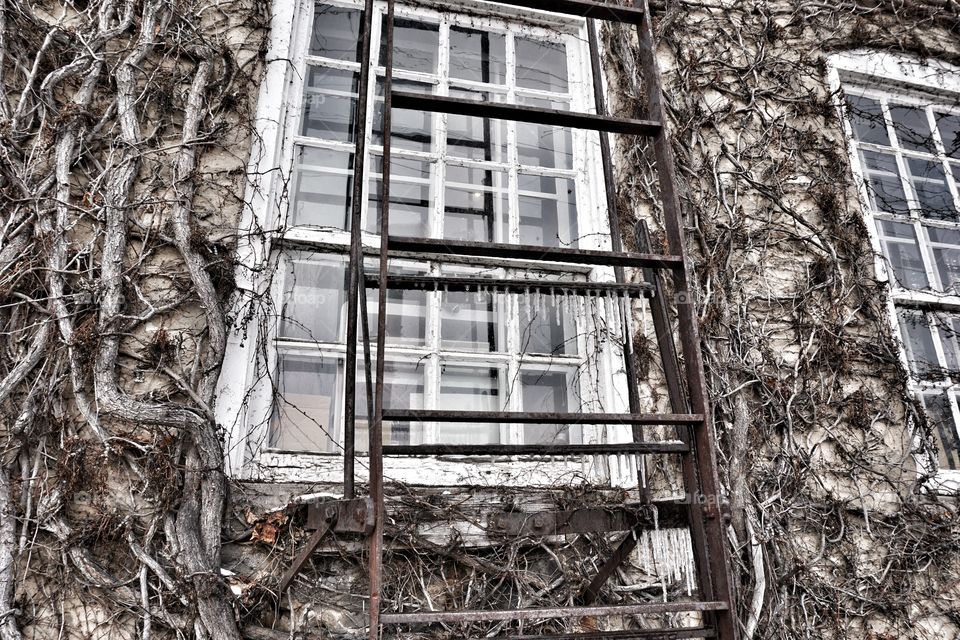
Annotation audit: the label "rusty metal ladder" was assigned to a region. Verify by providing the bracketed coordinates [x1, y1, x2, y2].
[283, 1, 739, 638]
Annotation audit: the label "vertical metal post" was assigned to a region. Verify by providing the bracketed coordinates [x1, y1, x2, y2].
[587, 19, 642, 418]
[369, 0, 395, 637]
[343, 0, 379, 500]
[634, 2, 739, 638]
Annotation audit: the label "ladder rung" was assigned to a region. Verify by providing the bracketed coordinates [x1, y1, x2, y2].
[381, 410, 704, 424]
[393, 91, 661, 136]
[488, 628, 716, 640]
[474, 0, 646, 23]
[364, 274, 653, 298]
[380, 601, 729, 625]
[386, 236, 683, 269]
[382, 443, 688, 456]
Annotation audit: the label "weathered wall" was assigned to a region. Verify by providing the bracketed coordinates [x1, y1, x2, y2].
[2, 1, 960, 640]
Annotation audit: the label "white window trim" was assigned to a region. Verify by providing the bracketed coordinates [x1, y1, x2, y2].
[828, 50, 960, 493]
[216, 0, 644, 488]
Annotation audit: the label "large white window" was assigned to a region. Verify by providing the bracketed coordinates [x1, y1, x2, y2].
[832, 52, 960, 487]
[218, 0, 634, 484]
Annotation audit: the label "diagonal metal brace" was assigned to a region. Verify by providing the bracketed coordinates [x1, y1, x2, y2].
[278, 498, 375, 592]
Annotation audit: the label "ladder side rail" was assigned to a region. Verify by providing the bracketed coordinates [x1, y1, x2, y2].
[369, 0, 396, 637]
[634, 2, 739, 638]
[342, 0, 380, 500]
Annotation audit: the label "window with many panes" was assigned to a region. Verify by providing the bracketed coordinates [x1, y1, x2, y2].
[240, 0, 629, 471]
[838, 57, 960, 476]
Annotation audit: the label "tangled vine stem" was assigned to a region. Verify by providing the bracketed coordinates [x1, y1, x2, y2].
[0, 0, 265, 638]
[2, 0, 960, 639]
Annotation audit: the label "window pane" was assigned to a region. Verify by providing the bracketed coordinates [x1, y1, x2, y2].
[280, 255, 345, 342]
[449, 27, 506, 84]
[936, 112, 960, 159]
[356, 361, 426, 451]
[516, 38, 568, 92]
[364, 263, 428, 346]
[438, 365, 502, 444]
[367, 156, 432, 236]
[921, 391, 960, 471]
[521, 369, 577, 445]
[374, 79, 434, 152]
[876, 220, 928, 289]
[517, 96, 573, 170]
[446, 89, 508, 163]
[301, 66, 358, 141]
[926, 226, 960, 292]
[309, 5, 363, 61]
[847, 96, 890, 146]
[291, 147, 354, 229]
[899, 311, 939, 376]
[271, 354, 338, 453]
[440, 273, 502, 352]
[519, 289, 578, 355]
[907, 158, 956, 221]
[444, 167, 508, 243]
[889, 105, 935, 153]
[937, 315, 960, 372]
[861, 150, 909, 215]
[380, 17, 439, 74]
[518, 174, 578, 248]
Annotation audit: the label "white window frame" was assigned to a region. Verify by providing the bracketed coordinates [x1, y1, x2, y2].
[828, 50, 960, 493]
[216, 0, 642, 487]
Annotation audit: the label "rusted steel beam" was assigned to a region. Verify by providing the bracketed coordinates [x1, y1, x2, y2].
[386, 236, 684, 269]
[469, 0, 646, 22]
[393, 91, 661, 135]
[382, 443, 687, 456]
[487, 501, 688, 536]
[363, 274, 654, 298]
[380, 601, 728, 625]
[380, 410, 704, 424]
[488, 628, 716, 640]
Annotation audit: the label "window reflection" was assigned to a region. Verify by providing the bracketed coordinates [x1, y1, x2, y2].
[449, 27, 506, 84]
[291, 147, 355, 229]
[380, 17, 439, 73]
[438, 366, 502, 444]
[310, 5, 364, 61]
[301, 67, 359, 142]
[847, 96, 890, 146]
[518, 174, 578, 248]
[516, 38, 568, 92]
[876, 220, 928, 289]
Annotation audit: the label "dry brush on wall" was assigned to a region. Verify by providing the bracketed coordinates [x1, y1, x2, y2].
[608, 0, 960, 638]
[0, 1, 266, 638]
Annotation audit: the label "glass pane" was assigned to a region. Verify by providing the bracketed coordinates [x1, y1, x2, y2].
[367, 156, 432, 236]
[356, 361, 426, 451]
[438, 365, 502, 444]
[519, 288, 578, 355]
[516, 38, 568, 92]
[449, 27, 506, 84]
[889, 105, 935, 153]
[301, 66, 358, 141]
[899, 311, 939, 375]
[521, 369, 576, 445]
[518, 174, 578, 248]
[938, 315, 960, 372]
[927, 226, 960, 292]
[380, 17, 439, 74]
[374, 79, 434, 152]
[291, 147, 354, 229]
[936, 112, 960, 159]
[364, 263, 427, 346]
[444, 167, 508, 243]
[907, 158, 956, 221]
[280, 255, 345, 342]
[861, 150, 909, 215]
[921, 391, 960, 471]
[271, 354, 338, 453]
[440, 275, 502, 352]
[446, 89, 509, 163]
[517, 96, 573, 170]
[876, 220, 928, 289]
[847, 95, 890, 146]
[309, 5, 363, 61]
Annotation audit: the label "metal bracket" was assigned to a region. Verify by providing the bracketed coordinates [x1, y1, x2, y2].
[278, 498, 375, 592]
